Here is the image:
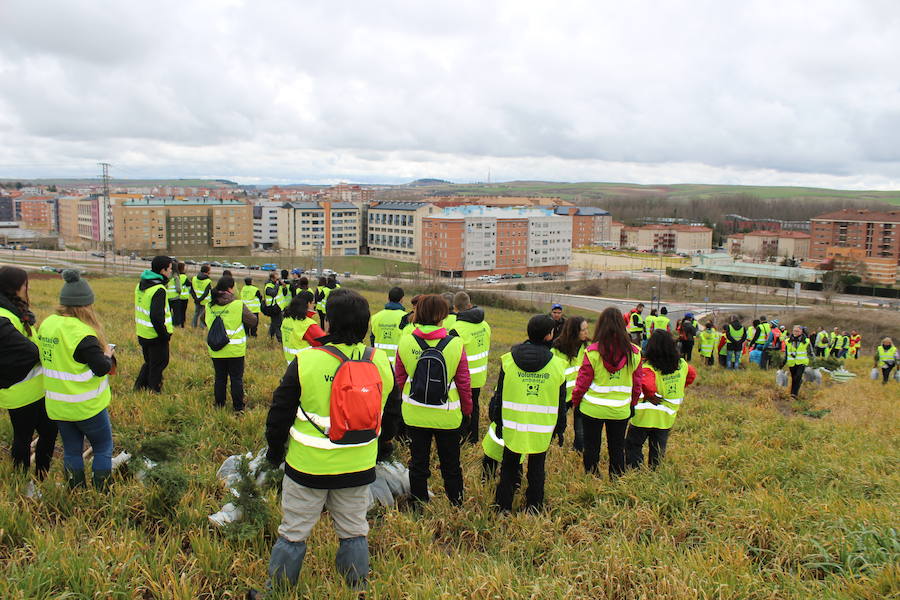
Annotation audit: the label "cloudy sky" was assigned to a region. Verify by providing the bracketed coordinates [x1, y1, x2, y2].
[1, 0, 899, 188]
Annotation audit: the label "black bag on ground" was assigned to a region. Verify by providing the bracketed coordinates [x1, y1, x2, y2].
[410, 336, 453, 406]
[207, 313, 229, 351]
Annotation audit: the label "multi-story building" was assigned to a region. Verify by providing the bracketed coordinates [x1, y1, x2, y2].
[253, 201, 281, 250]
[421, 207, 572, 277]
[16, 196, 57, 233]
[723, 214, 810, 233]
[278, 201, 360, 256]
[553, 206, 612, 248]
[624, 224, 713, 254]
[726, 230, 811, 260]
[367, 202, 439, 262]
[426, 195, 567, 209]
[112, 197, 253, 254]
[810, 208, 900, 283]
[0, 195, 13, 221]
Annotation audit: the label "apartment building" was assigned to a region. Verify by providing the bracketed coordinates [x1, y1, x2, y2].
[253, 201, 281, 249]
[723, 214, 810, 233]
[620, 224, 713, 254]
[421, 207, 572, 277]
[277, 201, 360, 256]
[367, 202, 439, 262]
[112, 197, 253, 254]
[810, 208, 900, 283]
[553, 206, 612, 248]
[726, 230, 811, 260]
[16, 196, 57, 233]
[0, 195, 13, 221]
[426, 195, 568, 209]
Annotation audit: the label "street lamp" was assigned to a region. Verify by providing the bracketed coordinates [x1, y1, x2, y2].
[651, 285, 656, 312]
[704, 284, 709, 313]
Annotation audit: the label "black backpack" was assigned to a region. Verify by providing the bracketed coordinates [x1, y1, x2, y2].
[207, 310, 229, 351]
[410, 336, 453, 406]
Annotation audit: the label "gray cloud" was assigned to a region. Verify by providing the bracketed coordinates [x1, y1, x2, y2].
[1, 0, 900, 187]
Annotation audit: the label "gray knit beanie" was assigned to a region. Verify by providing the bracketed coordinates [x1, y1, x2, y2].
[59, 269, 95, 306]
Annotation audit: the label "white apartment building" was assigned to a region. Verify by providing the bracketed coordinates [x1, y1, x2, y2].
[253, 201, 281, 250]
[367, 202, 439, 262]
[278, 201, 360, 256]
[527, 214, 573, 268]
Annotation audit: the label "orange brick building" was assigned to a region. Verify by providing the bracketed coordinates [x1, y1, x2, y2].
[17, 197, 57, 233]
[810, 209, 900, 283]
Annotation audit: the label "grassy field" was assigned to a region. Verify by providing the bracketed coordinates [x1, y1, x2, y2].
[0, 276, 898, 599]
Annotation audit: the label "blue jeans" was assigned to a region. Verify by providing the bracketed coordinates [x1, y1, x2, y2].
[56, 409, 113, 472]
[727, 350, 741, 369]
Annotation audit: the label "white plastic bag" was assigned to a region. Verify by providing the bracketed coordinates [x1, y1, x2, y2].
[870, 368, 880, 380]
[775, 370, 788, 387]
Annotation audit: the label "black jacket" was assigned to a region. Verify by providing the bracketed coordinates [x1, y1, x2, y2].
[265, 350, 402, 489]
[139, 274, 171, 341]
[489, 340, 567, 442]
[0, 293, 40, 389]
[450, 306, 485, 334]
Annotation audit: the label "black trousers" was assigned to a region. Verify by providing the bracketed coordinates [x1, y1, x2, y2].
[789, 364, 805, 397]
[759, 346, 769, 370]
[703, 354, 714, 366]
[407, 425, 463, 506]
[212, 356, 245, 411]
[718, 354, 727, 367]
[681, 339, 694, 362]
[495, 447, 546, 512]
[135, 337, 170, 393]
[465, 388, 481, 444]
[247, 313, 259, 337]
[556, 405, 584, 451]
[8, 399, 57, 478]
[582, 414, 629, 478]
[268, 310, 283, 341]
[625, 425, 670, 469]
[170, 299, 188, 327]
[883, 364, 896, 383]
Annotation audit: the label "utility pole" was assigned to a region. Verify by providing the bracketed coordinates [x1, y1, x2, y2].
[314, 240, 323, 274]
[98, 162, 111, 255]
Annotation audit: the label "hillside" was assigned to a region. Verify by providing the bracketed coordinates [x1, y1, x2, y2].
[0, 277, 897, 598]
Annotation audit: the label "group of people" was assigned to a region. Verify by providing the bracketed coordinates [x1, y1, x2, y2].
[1, 258, 896, 596]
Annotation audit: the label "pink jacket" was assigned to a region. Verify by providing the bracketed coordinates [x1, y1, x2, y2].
[570, 342, 643, 408]
[394, 327, 473, 416]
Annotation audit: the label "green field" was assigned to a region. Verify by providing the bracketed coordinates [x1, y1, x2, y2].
[0, 277, 897, 598]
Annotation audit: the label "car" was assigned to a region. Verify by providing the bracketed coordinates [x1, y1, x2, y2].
[40, 265, 58, 273]
[500, 274, 513, 279]
[209, 261, 222, 267]
[184, 259, 197, 265]
[91, 251, 106, 258]
[642, 267, 655, 272]
[323, 269, 335, 276]
[344, 272, 351, 278]
[220, 261, 234, 268]
[552, 271, 564, 276]
[231, 262, 246, 268]
[539, 272, 552, 277]
[249, 264, 260, 270]
[260, 263, 278, 271]
[511, 273, 523, 279]
[476, 275, 491, 281]
[526, 271, 536, 277]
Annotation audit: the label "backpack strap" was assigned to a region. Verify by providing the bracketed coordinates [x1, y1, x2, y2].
[317, 345, 350, 363]
[414, 335, 430, 352]
[361, 346, 375, 363]
[435, 335, 454, 352]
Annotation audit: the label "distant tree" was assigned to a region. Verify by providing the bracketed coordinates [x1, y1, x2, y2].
[15, 182, 23, 190]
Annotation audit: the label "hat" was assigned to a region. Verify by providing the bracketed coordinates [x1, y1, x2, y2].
[528, 314, 556, 342]
[770, 319, 779, 326]
[551, 303, 563, 310]
[151, 255, 173, 274]
[59, 269, 94, 306]
[291, 268, 301, 275]
[685, 312, 694, 319]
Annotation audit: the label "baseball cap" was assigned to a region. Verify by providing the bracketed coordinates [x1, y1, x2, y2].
[551, 303, 563, 310]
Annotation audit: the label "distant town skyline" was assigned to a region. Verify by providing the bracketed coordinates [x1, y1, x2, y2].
[2, 1, 900, 189]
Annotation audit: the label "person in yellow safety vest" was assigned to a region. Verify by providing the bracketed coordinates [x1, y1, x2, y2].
[264, 271, 284, 342]
[442, 292, 458, 331]
[369, 286, 407, 366]
[190, 264, 213, 328]
[626, 329, 697, 469]
[717, 329, 729, 367]
[397, 294, 420, 338]
[549, 315, 589, 452]
[626, 302, 645, 345]
[849, 330, 861, 359]
[724, 316, 746, 370]
[165, 260, 184, 327]
[134, 256, 174, 394]
[825, 327, 840, 358]
[449, 292, 492, 445]
[205, 277, 257, 412]
[240, 277, 262, 337]
[394, 295, 472, 507]
[697, 322, 718, 367]
[281, 292, 326, 364]
[258, 289, 401, 593]
[0, 266, 56, 480]
[874, 337, 898, 384]
[837, 331, 851, 359]
[169, 261, 189, 328]
[656, 307, 671, 335]
[814, 328, 830, 357]
[491, 315, 567, 513]
[570, 307, 642, 479]
[315, 276, 328, 323]
[783, 325, 812, 398]
[278, 270, 292, 310]
[38, 270, 115, 489]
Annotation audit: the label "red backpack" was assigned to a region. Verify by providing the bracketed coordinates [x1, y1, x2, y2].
[300, 346, 384, 445]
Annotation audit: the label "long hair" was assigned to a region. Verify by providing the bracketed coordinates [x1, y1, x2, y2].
[553, 315, 587, 359]
[211, 276, 235, 303]
[644, 330, 680, 374]
[0, 266, 31, 335]
[284, 291, 315, 320]
[591, 307, 635, 366]
[57, 304, 108, 349]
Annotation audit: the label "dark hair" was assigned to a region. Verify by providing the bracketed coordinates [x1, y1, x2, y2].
[326, 274, 337, 288]
[388, 286, 404, 303]
[553, 315, 587, 359]
[660, 307, 667, 315]
[414, 294, 449, 326]
[591, 307, 635, 366]
[222, 270, 232, 278]
[177, 262, 186, 274]
[325, 289, 370, 344]
[212, 276, 235, 302]
[705, 321, 714, 329]
[280, 270, 289, 279]
[650, 309, 658, 316]
[284, 292, 314, 320]
[244, 277, 252, 285]
[299, 276, 309, 288]
[0, 266, 31, 334]
[200, 264, 211, 273]
[644, 329, 680, 374]
[318, 276, 326, 286]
